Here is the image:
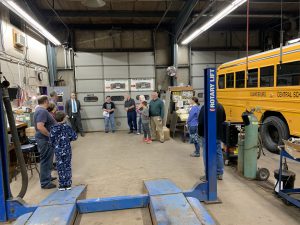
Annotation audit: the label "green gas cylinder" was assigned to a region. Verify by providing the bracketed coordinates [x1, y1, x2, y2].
[237, 133, 245, 174]
[242, 112, 258, 179]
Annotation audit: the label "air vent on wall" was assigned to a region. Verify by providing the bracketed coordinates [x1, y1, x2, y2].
[13, 30, 25, 49]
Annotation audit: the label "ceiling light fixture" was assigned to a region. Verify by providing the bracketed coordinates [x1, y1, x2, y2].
[0, 0, 61, 46]
[181, 0, 247, 45]
[287, 38, 300, 45]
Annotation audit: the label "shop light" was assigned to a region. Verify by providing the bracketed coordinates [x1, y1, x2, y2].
[287, 38, 300, 45]
[181, 0, 247, 45]
[0, 0, 61, 46]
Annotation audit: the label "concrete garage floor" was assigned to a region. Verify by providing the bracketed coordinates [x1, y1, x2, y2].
[9, 132, 300, 225]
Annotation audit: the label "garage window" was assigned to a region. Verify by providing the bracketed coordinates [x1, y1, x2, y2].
[226, 73, 234, 88]
[111, 96, 125, 102]
[236, 71, 245, 88]
[218, 75, 225, 89]
[277, 61, 300, 86]
[260, 66, 274, 87]
[247, 69, 258, 88]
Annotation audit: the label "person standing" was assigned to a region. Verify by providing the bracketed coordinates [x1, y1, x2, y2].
[102, 96, 116, 133]
[124, 94, 137, 134]
[149, 92, 164, 143]
[198, 102, 226, 180]
[188, 97, 201, 157]
[65, 92, 85, 137]
[50, 111, 77, 191]
[141, 101, 152, 144]
[136, 95, 145, 135]
[49, 91, 58, 107]
[34, 95, 57, 189]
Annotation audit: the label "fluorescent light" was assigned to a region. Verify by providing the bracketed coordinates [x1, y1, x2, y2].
[181, 0, 247, 45]
[0, 0, 61, 46]
[287, 38, 300, 45]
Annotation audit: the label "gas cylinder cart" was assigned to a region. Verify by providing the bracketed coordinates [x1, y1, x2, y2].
[275, 139, 300, 208]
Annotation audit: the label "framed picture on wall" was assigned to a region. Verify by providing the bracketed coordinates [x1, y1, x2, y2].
[130, 78, 154, 91]
[105, 79, 129, 92]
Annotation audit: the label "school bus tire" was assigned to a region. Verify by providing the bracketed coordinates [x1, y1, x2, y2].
[261, 116, 289, 154]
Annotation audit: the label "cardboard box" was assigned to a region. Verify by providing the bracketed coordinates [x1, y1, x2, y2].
[156, 126, 170, 141]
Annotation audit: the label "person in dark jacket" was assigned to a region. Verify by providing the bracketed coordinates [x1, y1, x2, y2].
[198, 102, 226, 180]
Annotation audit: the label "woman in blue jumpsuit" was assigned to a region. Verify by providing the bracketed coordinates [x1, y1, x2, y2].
[50, 111, 77, 190]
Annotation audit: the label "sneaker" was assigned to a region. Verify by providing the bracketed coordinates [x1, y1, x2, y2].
[147, 139, 152, 144]
[136, 132, 141, 135]
[190, 153, 200, 157]
[42, 183, 56, 189]
[217, 175, 223, 180]
[160, 140, 165, 143]
[58, 186, 66, 191]
[105, 131, 109, 133]
[128, 130, 133, 134]
[143, 138, 148, 142]
[65, 186, 72, 190]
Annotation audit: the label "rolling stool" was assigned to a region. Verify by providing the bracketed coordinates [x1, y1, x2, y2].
[21, 143, 40, 177]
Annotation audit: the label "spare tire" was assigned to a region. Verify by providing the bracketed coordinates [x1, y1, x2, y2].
[260, 116, 289, 153]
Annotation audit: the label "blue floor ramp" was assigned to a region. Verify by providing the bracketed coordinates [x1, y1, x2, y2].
[144, 179, 216, 225]
[13, 185, 86, 225]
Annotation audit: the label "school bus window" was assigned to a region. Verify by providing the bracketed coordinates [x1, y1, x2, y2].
[236, 71, 245, 88]
[260, 66, 274, 87]
[247, 69, 258, 88]
[226, 73, 234, 88]
[277, 61, 300, 86]
[218, 75, 225, 89]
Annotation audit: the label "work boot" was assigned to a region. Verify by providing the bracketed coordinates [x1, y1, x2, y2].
[42, 183, 56, 189]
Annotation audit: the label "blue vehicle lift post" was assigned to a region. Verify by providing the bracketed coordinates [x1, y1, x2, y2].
[0, 68, 218, 224]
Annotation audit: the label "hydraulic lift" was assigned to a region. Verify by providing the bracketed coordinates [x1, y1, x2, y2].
[0, 69, 218, 225]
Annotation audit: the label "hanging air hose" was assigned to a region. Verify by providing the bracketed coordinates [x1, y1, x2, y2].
[1, 76, 28, 198]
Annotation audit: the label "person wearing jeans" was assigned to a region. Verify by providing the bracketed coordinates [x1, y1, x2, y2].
[103, 96, 116, 133]
[34, 95, 57, 189]
[198, 102, 226, 180]
[136, 95, 145, 135]
[124, 94, 137, 133]
[188, 97, 201, 157]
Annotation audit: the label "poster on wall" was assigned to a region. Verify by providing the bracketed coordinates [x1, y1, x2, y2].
[130, 78, 154, 91]
[105, 79, 129, 92]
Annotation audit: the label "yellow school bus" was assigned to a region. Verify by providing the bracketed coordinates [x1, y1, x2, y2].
[217, 43, 300, 153]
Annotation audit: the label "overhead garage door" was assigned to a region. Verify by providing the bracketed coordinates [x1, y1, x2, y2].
[74, 52, 155, 132]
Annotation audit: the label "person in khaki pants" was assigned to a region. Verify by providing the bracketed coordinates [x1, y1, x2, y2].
[149, 92, 165, 143]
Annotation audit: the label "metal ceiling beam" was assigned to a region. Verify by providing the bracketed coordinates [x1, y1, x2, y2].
[41, 10, 179, 18]
[173, 0, 199, 39]
[65, 23, 172, 30]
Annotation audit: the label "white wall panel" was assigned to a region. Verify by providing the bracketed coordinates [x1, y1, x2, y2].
[130, 66, 155, 78]
[192, 77, 204, 89]
[115, 118, 130, 130]
[103, 66, 129, 78]
[81, 106, 103, 119]
[129, 52, 154, 65]
[77, 93, 104, 106]
[114, 105, 127, 117]
[216, 51, 239, 64]
[191, 64, 216, 77]
[74, 53, 102, 66]
[75, 66, 103, 79]
[191, 51, 215, 64]
[103, 52, 128, 65]
[76, 80, 104, 92]
[82, 119, 104, 132]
